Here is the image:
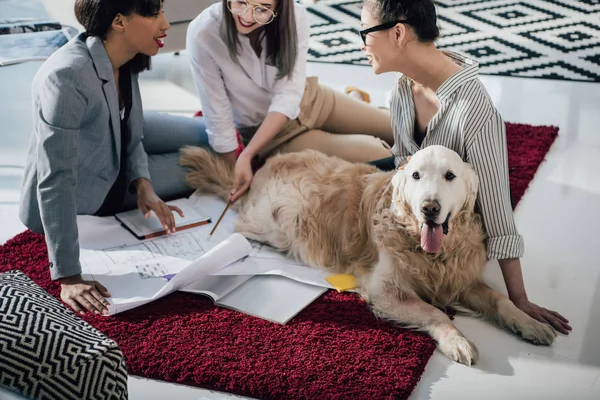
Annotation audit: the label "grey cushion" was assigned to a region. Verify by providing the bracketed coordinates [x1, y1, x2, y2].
[0, 270, 128, 400]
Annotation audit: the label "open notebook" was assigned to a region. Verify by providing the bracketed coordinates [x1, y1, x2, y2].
[181, 275, 326, 325]
[115, 198, 210, 239]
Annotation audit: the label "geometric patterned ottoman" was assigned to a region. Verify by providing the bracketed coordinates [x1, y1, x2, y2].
[0, 270, 128, 400]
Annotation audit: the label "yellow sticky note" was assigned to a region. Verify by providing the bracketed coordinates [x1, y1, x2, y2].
[326, 274, 358, 293]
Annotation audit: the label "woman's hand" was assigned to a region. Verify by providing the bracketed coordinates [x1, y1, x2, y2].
[230, 152, 253, 203]
[499, 257, 572, 334]
[222, 111, 287, 203]
[135, 179, 184, 233]
[60, 275, 111, 315]
[512, 296, 572, 335]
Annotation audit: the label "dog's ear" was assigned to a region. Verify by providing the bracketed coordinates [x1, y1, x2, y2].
[462, 163, 479, 212]
[391, 168, 407, 207]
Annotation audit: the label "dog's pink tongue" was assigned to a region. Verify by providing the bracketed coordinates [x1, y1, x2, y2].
[421, 224, 444, 253]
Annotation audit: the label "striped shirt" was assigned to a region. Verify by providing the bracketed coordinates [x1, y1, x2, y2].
[390, 51, 524, 260]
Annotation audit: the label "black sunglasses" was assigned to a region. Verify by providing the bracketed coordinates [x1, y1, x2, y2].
[358, 20, 410, 46]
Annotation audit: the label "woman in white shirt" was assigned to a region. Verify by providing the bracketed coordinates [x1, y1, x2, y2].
[359, 0, 571, 334]
[186, 0, 394, 202]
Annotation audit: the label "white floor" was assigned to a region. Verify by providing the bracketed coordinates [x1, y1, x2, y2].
[1, 49, 600, 400]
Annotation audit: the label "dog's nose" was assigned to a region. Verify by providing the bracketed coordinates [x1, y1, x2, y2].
[421, 201, 441, 219]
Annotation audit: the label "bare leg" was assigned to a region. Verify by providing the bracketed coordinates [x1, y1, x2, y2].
[372, 295, 479, 366]
[274, 129, 393, 163]
[321, 90, 394, 146]
[459, 282, 555, 345]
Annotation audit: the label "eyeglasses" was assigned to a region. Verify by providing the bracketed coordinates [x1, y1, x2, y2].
[358, 20, 410, 46]
[227, 0, 277, 25]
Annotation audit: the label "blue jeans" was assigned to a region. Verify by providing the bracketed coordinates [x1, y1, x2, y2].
[121, 111, 209, 210]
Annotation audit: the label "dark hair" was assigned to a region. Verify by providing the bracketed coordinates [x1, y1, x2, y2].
[364, 0, 439, 42]
[74, 0, 163, 74]
[220, 0, 297, 80]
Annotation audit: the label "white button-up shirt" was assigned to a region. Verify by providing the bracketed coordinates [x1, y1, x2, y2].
[390, 51, 524, 261]
[186, 2, 309, 153]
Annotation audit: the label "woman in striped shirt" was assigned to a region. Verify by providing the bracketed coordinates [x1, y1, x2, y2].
[359, 0, 571, 334]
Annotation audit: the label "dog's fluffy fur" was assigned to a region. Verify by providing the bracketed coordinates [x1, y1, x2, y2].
[180, 146, 555, 365]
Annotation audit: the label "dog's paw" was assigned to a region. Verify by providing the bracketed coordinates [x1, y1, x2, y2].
[514, 318, 556, 346]
[437, 332, 479, 366]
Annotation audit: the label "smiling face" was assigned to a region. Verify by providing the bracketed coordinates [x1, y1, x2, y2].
[121, 4, 170, 56]
[391, 145, 479, 253]
[359, 7, 400, 74]
[227, 0, 277, 35]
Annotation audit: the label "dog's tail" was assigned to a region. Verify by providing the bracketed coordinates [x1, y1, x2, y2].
[179, 146, 233, 202]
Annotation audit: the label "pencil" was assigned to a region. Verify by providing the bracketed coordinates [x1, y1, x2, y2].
[209, 200, 232, 238]
[144, 219, 210, 240]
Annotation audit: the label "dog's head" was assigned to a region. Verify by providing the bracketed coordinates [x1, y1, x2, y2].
[391, 145, 479, 254]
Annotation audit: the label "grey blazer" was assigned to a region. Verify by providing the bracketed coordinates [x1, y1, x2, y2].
[19, 33, 151, 280]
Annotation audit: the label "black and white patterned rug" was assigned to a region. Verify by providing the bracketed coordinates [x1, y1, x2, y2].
[306, 0, 600, 82]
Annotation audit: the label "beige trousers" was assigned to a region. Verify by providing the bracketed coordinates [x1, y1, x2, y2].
[237, 77, 394, 163]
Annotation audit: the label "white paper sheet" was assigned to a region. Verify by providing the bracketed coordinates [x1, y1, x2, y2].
[213, 242, 333, 289]
[156, 233, 252, 297]
[79, 222, 252, 315]
[216, 275, 327, 325]
[179, 275, 253, 301]
[80, 221, 232, 277]
[187, 194, 334, 289]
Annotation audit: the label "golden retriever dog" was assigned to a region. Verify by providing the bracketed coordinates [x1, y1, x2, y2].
[180, 145, 555, 365]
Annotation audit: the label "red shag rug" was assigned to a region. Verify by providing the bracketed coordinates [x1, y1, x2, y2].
[506, 123, 558, 206]
[0, 122, 558, 400]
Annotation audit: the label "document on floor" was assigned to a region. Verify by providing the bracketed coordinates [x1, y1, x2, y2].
[212, 241, 333, 289]
[186, 193, 334, 289]
[80, 232, 252, 315]
[181, 275, 327, 324]
[79, 195, 333, 290]
[77, 193, 332, 323]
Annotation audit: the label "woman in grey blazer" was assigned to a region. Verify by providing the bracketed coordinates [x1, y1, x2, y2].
[19, 0, 209, 315]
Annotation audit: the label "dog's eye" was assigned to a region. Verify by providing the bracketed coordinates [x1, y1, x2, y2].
[445, 172, 456, 181]
[412, 171, 420, 180]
